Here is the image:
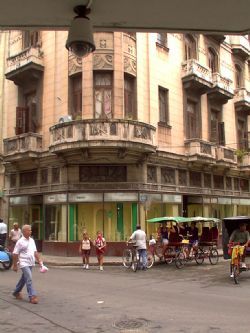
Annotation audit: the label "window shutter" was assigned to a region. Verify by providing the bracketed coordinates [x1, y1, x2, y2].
[247, 131, 250, 150]
[218, 122, 225, 146]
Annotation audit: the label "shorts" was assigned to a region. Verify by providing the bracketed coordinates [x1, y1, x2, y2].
[162, 239, 169, 245]
[81, 249, 90, 256]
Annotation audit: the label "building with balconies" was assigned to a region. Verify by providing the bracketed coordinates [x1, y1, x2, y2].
[1, 31, 250, 255]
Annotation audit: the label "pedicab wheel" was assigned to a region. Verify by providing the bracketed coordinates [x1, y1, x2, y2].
[2, 253, 12, 270]
[131, 256, 138, 272]
[195, 248, 205, 265]
[122, 249, 132, 268]
[175, 252, 185, 269]
[233, 265, 240, 284]
[147, 253, 154, 269]
[164, 248, 174, 265]
[208, 248, 219, 265]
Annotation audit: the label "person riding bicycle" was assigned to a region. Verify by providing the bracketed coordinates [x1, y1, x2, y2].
[185, 222, 199, 256]
[229, 222, 250, 269]
[129, 225, 147, 270]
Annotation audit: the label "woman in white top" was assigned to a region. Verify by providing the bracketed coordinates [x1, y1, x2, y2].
[9, 223, 22, 251]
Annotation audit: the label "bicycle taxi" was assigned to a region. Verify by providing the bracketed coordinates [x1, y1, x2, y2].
[146, 216, 220, 268]
[222, 216, 250, 284]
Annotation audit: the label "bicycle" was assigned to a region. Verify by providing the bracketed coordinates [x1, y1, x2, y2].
[229, 243, 247, 284]
[154, 240, 179, 264]
[122, 242, 154, 271]
[197, 242, 219, 265]
[175, 236, 203, 269]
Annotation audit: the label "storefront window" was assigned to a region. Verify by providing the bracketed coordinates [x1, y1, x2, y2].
[45, 204, 67, 241]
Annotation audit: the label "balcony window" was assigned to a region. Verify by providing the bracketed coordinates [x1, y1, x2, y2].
[158, 86, 169, 125]
[190, 171, 201, 187]
[161, 167, 175, 185]
[20, 170, 37, 187]
[94, 72, 113, 119]
[226, 177, 232, 190]
[41, 169, 48, 185]
[240, 179, 249, 192]
[23, 30, 40, 49]
[156, 33, 168, 49]
[213, 175, 224, 190]
[147, 166, 157, 183]
[204, 173, 212, 188]
[69, 73, 82, 120]
[178, 169, 187, 186]
[124, 74, 136, 119]
[79, 165, 127, 182]
[52, 167, 60, 184]
[237, 118, 248, 150]
[234, 178, 240, 191]
[235, 64, 243, 89]
[186, 99, 200, 139]
[208, 47, 218, 73]
[10, 174, 16, 188]
[184, 34, 197, 60]
[210, 108, 225, 145]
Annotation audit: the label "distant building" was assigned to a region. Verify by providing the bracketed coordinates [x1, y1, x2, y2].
[1, 31, 250, 255]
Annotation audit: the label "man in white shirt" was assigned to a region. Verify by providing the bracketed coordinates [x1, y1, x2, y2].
[129, 225, 147, 270]
[12, 224, 43, 304]
[0, 218, 7, 246]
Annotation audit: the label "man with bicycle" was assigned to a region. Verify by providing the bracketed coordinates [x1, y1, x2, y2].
[229, 222, 250, 269]
[129, 225, 147, 270]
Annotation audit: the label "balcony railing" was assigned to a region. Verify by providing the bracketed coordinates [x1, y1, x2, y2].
[6, 47, 44, 74]
[241, 153, 250, 168]
[234, 88, 250, 114]
[212, 73, 234, 95]
[185, 139, 216, 163]
[230, 36, 250, 59]
[182, 59, 212, 83]
[49, 119, 156, 153]
[216, 146, 237, 164]
[3, 133, 43, 157]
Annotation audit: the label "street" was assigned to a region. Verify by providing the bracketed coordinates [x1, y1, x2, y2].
[1, 260, 250, 333]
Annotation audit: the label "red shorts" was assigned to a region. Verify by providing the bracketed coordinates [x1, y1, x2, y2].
[96, 248, 105, 256]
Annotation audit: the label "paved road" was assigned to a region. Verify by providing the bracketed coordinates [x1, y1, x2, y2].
[1, 260, 250, 333]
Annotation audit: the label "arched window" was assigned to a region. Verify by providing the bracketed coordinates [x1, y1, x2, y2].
[235, 64, 243, 88]
[208, 47, 218, 73]
[184, 34, 197, 60]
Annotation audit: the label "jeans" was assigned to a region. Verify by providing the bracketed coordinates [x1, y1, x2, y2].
[13, 266, 36, 298]
[138, 249, 147, 269]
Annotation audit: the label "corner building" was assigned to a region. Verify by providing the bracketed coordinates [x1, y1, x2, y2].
[2, 31, 250, 255]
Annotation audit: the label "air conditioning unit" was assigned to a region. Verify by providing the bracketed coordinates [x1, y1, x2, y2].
[58, 115, 72, 123]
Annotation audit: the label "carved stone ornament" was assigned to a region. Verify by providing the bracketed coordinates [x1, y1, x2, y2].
[161, 167, 175, 185]
[124, 56, 136, 75]
[93, 54, 113, 70]
[68, 52, 82, 76]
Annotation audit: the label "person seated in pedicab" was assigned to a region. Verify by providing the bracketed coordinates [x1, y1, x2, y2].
[160, 222, 176, 256]
[209, 224, 219, 244]
[148, 234, 157, 257]
[178, 222, 188, 238]
[229, 222, 250, 268]
[187, 222, 199, 252]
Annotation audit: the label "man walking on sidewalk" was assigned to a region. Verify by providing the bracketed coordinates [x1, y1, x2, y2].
[129, 225, 147, 270]
[12, 224, 43, 304]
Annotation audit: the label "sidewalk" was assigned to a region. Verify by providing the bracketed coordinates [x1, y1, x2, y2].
[41, 248, 224, 267]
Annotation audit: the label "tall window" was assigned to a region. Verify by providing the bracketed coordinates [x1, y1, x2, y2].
[235, 64, 243, 88]
[15, 91, 38, 135]
[184, 34, 197, 60]
[156, 33, 168, 49]
[237, 118, 248, 150]
[94, 72, 113, 119]
[23, 31, 40, 49]
[210, 108, 225, 145]
[186, 99, 199, 139]
[158, 87, 169, 124]
[70, 74, 82, 120]
[208, 47, 218, 73]
[124, 75, 136, 119]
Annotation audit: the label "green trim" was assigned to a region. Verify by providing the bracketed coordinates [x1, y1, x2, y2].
[117, 203, 123, 239]
[132, 203, 138, 232]
[69, 204, 75, 241]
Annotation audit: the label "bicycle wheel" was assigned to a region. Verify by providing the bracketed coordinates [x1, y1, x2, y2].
[195, 248, 205, 265]
[209, 248, 219, 265]
[164, 247, 174, 264]
[147, 252, 154, 268]
[233, 265, 240, 284]
[131, 253, 138, 272]
[175, 252, 185, 269]
[122, 249, 132, 268]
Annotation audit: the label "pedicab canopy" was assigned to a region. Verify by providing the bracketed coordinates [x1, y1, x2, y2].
[222, 216, 250, 259]
[147, 216, 221, 224]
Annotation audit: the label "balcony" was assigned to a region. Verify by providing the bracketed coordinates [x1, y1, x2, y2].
[216, 146, 237, 167]
[234, 88, 250, 115]
[230, 36, 250, 60]
[184, 139, 216, 165]
[5, 47, 44, 85]
[49, 119, 156, 156]
[240, 153, 250, 173]
[3, 133, 43, 162]
[207, 73, 234, 104]
[181, 59, 213, 94]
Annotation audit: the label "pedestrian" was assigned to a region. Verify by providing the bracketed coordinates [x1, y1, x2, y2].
[0, 218, 7, 247]
[9, 222, 22, 252]
[129, 225, 147, 270]
[12, 224, 43, 304]
[94, 231, 106, 271]
[79, 231, 92, 269]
